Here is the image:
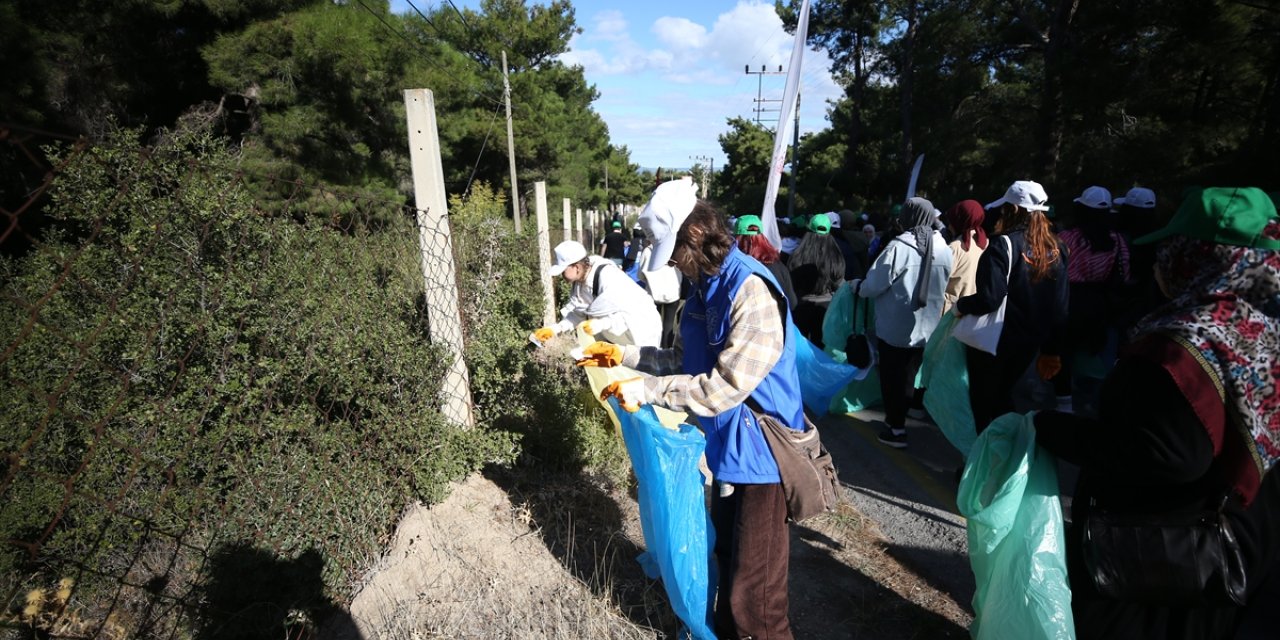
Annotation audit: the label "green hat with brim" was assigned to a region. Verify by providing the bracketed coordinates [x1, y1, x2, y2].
[735, 214, 763, 236]
[1135, 187, 1280, 249]
[808, 215, 831, 235]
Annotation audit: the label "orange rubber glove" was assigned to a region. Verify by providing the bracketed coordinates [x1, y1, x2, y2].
[1037, 354, 1062, 380]
[531, 327, 555, 343]
[575, 341, 623, 368]
[600, 377, 645, 413]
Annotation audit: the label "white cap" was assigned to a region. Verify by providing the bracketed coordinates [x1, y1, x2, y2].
[639, 177, 699, 271]
[1115, 187, 1156, 209]
[549, 240, 588, 277]
[985, 180, 1050, 212]
[1073, 185, 1113, 210]
[826, 212, 841, 229]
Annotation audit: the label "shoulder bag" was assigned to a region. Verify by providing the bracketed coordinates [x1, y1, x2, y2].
[746, 400, 841, 523]
[953, 236, 1012, 355]
[1082, 494, 1247, 606]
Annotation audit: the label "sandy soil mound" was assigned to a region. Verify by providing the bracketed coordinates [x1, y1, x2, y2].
[327, 474, 652, 639]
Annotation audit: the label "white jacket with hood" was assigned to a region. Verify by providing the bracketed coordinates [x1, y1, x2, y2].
[555, 255, 662, 347]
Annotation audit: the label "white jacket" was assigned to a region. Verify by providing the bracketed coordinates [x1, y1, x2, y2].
[555, 256, 663, 346]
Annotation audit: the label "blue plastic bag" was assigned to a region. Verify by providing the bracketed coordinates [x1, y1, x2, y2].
[791, 323, 859, 417]
[920, 311, 978, 457]
[611, 398, 717, 640]
[958, 413, 1075, 640]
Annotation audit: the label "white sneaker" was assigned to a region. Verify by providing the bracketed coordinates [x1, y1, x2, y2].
[1055, 396, 1074, 413]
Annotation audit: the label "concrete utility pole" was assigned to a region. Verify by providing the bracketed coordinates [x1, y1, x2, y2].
[534, 182, 554, 326]
[787, 91, 800, 218]
[562, 197, 571, 245]
[690, 154, 713, 199]
[502, 50, 521, 233]
[402, 88, 475, 429]
[745, 64, 786, 128]
[604, 162, 610, 218]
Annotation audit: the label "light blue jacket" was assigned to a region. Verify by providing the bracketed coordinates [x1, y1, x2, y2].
[858, 230, 953, 348]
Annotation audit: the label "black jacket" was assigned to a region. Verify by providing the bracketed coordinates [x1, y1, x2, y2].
[955, 229, 1069, 356]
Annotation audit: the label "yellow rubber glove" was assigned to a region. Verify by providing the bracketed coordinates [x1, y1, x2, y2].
[1037, 355, 1062, 380]
[577, 319, 596, 336]
[575, 341, 623, 368]
[600, 377, 645, 413]
[531, 327, 555, 343]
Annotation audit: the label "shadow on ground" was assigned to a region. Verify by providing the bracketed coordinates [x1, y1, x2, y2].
[790, 526, 969, 639]
[483, 466, 682, 637]
[193, 543, 361, 640]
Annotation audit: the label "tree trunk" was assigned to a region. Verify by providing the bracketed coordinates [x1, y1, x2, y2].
[1038, 0, 1078, 186]
[900, 0, 917, 176]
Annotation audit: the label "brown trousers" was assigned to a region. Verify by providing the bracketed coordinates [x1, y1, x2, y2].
[711, 482, 792, 640]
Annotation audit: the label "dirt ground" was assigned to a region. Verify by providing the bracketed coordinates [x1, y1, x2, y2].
[325, 470, 971, 639]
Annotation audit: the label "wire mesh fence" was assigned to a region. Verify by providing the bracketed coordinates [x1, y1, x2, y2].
[0, 124, 510, 638]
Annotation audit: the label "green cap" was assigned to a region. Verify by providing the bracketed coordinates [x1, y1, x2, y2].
[1135, 187, 1280, 249]
[735, 214, 763, 236]
[611, 220, 622, 229]
[808, 214, 831, 235]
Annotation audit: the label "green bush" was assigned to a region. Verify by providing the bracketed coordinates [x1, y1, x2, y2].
[0, 125, 515, 634]
[449, 183, 630, 484]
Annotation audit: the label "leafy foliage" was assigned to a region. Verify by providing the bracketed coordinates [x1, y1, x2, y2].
[0, 126, 515, 633]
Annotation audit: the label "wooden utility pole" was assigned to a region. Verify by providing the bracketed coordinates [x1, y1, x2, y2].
[502, 50, 521, 233]
[535, 182, 554, 326]
[402, 88, 475, 429]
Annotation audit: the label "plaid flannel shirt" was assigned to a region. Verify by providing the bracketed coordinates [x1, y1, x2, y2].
[622, 275, 785, 417]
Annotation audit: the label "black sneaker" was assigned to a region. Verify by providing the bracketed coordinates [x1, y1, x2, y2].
[878, 426, 908, 449]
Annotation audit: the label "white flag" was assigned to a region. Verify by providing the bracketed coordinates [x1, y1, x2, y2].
[760, 0, 811, 250]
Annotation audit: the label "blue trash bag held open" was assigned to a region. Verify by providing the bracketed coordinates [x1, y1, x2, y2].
[611, 398, 717, 640]
[791, 323, 859, 417]
[958, 412, 1075, 640]
[920, 311, 978, 457]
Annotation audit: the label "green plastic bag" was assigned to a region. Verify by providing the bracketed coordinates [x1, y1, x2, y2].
[823, 281, 882, 413]
[919, 311, 978, 456]
[958, 413, 1075, 640]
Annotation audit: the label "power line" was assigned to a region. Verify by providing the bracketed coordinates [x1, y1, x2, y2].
[352, 0, 506, 109]
[462, 102, 505, 198]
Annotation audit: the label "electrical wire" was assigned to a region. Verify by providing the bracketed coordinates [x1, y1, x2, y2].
[353, 0, 506, 109]
[462, 102, 504, 198]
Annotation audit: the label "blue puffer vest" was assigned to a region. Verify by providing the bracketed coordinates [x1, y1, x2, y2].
[681, 246, 806, 484]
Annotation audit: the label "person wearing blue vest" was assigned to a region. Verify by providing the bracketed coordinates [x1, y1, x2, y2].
[576, 177, 804, 640]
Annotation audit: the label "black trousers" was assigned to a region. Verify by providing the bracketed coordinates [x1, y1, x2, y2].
[966, 344, 1037, 434]
[877, 339, 924, 429]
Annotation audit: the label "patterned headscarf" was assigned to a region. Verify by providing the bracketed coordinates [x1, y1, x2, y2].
[1133, 218, 1280, 504]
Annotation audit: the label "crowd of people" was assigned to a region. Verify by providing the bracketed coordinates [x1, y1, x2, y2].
[527, 176, 1279, 640]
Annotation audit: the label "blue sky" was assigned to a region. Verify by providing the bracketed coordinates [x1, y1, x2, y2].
[391, 0, 842, 171]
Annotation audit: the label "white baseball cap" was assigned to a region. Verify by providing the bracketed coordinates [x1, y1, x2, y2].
[639, 177, 699, 271]
[985, 180, 1051, 212]
[1115, 187, 1157, 209]
[1073, 185, 1113, 210]
[549, 240, 588, 277]
[826, 212, 842, 229]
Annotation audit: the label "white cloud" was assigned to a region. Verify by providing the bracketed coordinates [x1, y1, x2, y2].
[652, 17, 708, 50]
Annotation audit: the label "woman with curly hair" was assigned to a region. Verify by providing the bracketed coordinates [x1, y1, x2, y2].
[955, 180, 1069, 433]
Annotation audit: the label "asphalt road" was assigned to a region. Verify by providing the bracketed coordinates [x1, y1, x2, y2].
[817, 407, 976, 610]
